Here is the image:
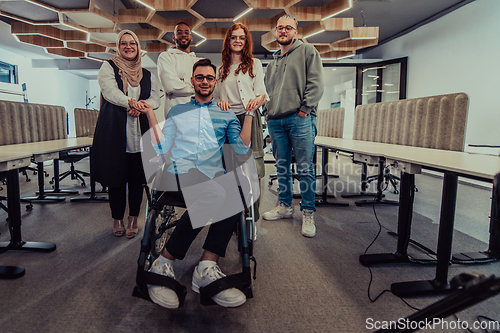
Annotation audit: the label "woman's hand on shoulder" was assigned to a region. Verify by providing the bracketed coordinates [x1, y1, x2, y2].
[218, 100, 231, 111]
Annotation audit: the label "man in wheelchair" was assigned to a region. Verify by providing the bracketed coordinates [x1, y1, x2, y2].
[136, 58, 257, 309]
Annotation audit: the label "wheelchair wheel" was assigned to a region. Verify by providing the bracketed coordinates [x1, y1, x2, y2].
[151, 205, 178, 258]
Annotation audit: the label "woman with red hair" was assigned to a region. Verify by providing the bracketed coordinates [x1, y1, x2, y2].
[214, 23, 268, 224]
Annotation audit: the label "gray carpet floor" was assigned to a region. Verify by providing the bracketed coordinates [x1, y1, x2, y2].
[0, 155, 499, 333]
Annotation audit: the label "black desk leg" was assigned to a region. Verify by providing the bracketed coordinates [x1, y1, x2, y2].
[0, 169, 56, 254]
[342, 162, 379, 199]
[452, 173, 500, 263]
[0, 170, 26, 279]
[70, 150, 108, 204]
[391, 173, 458, 297]
[355, 158, 398, 206]
[23, 162, 65, 203]
[315, 147, 349, 207]
[359, 172, 415, 266]
[40, 159, 78, 195]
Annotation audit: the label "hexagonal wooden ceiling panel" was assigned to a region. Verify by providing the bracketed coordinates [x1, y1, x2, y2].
[0, 0, 379, 61]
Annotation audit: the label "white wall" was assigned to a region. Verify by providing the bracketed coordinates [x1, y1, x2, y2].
[361, 0, 500, 155]
[0, 47, 90, 137]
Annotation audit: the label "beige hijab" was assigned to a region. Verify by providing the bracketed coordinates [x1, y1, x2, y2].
[112, 30, 143, 95]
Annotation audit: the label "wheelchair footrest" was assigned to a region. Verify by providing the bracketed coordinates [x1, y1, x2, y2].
[134, 269, 188, 307]
[199, 271, 252, 306]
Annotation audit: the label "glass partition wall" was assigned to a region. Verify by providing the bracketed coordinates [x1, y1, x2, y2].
[321, 57, 407, 138]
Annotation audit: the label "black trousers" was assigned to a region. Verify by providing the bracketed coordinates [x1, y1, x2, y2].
[108, 152, 145, 220]
[163, 169, 241, 260]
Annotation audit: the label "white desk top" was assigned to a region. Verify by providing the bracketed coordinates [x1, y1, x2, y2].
[0, 151, 33, 172]
[0, 151, 33, 163]
[0, 138, 93, 156]
[315, 137, 387, 157]
[315, 136, 500, 181]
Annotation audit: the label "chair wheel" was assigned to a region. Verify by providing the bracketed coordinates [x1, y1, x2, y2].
[26, 204, 33, 210]
[81, 183, 86, 187]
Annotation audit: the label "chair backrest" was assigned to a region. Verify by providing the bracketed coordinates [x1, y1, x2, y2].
[353, 92, 468, 151]
[74, 108, 99, 138]
[0, 100, 67, 146]
[317, 107, 344, 139]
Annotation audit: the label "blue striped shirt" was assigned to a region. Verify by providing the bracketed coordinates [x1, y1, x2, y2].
[154, 97, 249, 179]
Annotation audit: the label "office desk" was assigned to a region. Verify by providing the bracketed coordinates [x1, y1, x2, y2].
[315, 137, 397, 206]
[315, 137, 500, 296]
[381, 147, 500, 296]
[0, 151, 34, 279]
[0, 138, 93, 203]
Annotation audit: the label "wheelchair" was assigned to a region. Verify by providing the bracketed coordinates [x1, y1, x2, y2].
[133, 148, 258, 307]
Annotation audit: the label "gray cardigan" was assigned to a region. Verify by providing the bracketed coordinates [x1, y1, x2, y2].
[263, 39, 324, 119]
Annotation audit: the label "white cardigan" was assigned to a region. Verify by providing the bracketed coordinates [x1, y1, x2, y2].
[157, 48, 200, 117]
[214, 58, 269, 111]
[98, 61, 161, 153]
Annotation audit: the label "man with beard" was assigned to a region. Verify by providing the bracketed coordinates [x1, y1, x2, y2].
[157, 22, 200, 117]
[261, 14, 324, 238]
[137, 58, 255, 309]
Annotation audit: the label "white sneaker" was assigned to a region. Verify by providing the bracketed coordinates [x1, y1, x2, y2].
[192, 264, 246, 308]
[147, 259, 179, 309]
[262, 202, 293, 220]
[301, 209, 316, 237]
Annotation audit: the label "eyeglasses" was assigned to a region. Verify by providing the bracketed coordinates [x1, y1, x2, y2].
[119, 41, 138, 47]
[176, 30, 191, 36]
[230, 36, 247, 41]
[275, 25, 296, 32]
[194, 75, 216, 83]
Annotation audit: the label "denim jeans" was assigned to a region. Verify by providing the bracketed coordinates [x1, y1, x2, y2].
[267, 113, 317, 211]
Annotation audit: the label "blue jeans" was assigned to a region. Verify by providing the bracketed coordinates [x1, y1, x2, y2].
[268, 113, 317, 211]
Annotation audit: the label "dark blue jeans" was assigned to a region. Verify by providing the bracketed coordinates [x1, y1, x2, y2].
[267, 113, 317, 211]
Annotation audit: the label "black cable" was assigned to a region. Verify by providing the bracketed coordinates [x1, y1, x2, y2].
[365, 181, 421, 312]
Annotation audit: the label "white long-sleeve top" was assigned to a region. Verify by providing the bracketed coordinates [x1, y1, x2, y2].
[98, 61, 161, 153]
[157, 48, 200, 117]
[213, 58, 269, 114]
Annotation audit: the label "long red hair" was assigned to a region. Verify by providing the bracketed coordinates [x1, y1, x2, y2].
[218, 23, 255, 82]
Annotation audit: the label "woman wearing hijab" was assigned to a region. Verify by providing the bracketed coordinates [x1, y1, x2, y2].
[91, 30, 161, 238]
[214, 23, 268, 224]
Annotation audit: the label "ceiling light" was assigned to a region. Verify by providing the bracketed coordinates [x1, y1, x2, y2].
[367, 75, 379, 78]
[386, 91, 400, 94]
[351, 37, 377, 40]
[385, 83, 394, 86]
[336, 54, 355, 60]
[192, 30, 207, 47]
[321, 0, 352, 21]
[135, 0, 155, 11]
[362, 66, 386, 73]
[87, 56, 104, 63]
[233, 8, 253, 21]
[61, 22, 88, 35]
[304, 29, 325, 39]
